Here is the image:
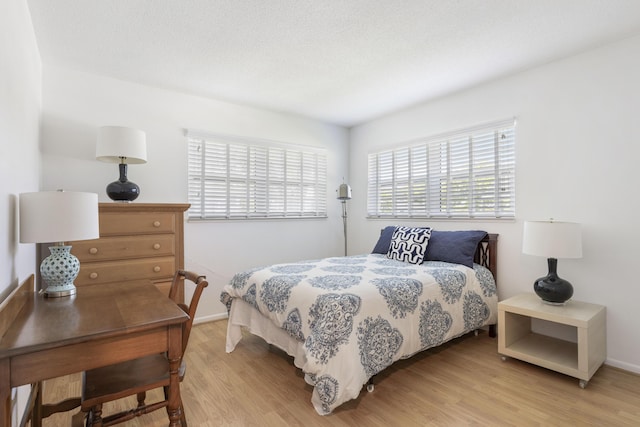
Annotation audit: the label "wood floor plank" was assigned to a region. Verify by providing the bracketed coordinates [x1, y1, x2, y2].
[40, 319, 640, 426]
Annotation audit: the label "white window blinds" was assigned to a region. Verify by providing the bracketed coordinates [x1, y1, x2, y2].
[187, 132, 327, 220]
[367, 119, 516, 219]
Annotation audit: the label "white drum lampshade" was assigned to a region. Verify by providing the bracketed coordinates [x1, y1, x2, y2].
[96, 126, 147, 202]
[20, 191, 100, 297]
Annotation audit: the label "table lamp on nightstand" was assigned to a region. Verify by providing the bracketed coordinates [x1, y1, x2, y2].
[522, 219, 582, 305]
[19, 190, 100, 297]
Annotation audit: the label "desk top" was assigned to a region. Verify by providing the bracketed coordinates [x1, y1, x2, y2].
[0, 281, 188, 358]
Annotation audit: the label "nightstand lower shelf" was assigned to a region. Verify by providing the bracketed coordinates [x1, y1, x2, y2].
[502, 332, 578, 372]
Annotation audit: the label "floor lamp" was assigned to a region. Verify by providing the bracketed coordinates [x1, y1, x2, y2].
[337, 183, 352, 256]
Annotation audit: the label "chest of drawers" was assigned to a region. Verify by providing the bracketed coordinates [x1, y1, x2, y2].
[67, 203, 190, 299]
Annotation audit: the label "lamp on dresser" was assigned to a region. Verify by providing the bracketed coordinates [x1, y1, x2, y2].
[19, 190, 100, 297]
[96, 126, 147, 202]
[522, 219, 582, 305]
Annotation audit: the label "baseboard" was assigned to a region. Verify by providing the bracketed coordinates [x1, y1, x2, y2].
[193, 312, 228, 325]
[605, 358, 640, 375]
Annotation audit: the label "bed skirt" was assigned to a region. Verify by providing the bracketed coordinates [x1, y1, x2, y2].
[226, 298, 309, 371]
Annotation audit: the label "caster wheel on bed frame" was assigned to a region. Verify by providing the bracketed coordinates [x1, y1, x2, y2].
[367, 383, 375, 393]
[579, 380, 588, 389]
[501, 355, 508, 362]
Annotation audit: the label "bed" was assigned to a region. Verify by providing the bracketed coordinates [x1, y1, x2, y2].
[221, 228, 498, 415]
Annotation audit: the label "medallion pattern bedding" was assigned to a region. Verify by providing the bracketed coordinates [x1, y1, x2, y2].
[221, 253, 498, 415]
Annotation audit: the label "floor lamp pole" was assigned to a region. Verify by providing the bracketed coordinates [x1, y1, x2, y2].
[342, 200, 348, 256]
[337, 182, 352, 257]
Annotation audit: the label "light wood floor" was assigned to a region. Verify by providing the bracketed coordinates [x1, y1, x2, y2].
[41, 319, 640, 426]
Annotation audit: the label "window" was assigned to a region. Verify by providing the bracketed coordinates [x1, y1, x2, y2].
[187, 132, 327, 220]
[367, 119, 516, 219]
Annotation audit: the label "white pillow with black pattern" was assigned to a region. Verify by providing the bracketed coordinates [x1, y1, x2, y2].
[387, 226, 432, 264]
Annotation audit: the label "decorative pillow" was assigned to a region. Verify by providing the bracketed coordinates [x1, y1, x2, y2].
[371, 226, 397, 254]
[424, 230, 487, 268]
[387, 226, 432, 264]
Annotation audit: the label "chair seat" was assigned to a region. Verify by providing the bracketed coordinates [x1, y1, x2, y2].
[82, 354, 173, 407]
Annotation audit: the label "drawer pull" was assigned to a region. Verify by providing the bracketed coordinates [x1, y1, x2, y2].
[153, 243, 161, 250]
[89, 272, 98, 280]
[89, 248, 98, 255]
[153, 266, 161, 273]
[153, 221, 161, 228]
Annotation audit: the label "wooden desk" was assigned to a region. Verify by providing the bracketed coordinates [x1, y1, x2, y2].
[0, 275, 189, 427]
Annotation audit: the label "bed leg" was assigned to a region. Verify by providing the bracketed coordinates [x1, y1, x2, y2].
[489, 324, 496, 338]
[366, 376, 375, 392]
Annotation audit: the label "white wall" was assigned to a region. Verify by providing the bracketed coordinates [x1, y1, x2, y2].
[0, 0, 42, 424]
[40, 66, 350, 323]
[0, 0, 41, 295]
[349, 35, 640, 373]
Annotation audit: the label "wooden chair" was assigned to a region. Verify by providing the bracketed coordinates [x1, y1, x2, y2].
[78, 270, 208, 426]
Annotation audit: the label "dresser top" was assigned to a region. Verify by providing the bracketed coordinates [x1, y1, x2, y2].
[99, 202, 190, 213]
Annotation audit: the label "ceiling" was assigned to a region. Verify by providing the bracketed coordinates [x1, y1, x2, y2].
[27, 0, 640, 127]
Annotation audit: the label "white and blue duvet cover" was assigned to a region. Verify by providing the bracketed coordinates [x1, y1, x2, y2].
[221, 254, 498, 415]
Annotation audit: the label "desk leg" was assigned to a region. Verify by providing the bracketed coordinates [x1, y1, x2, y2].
[167, 324, 184, 427]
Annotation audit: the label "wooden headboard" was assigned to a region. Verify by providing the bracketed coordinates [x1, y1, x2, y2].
[474, 233, 498, 284]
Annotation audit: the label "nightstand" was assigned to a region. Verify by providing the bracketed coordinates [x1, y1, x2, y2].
[498, 293, 606, 388]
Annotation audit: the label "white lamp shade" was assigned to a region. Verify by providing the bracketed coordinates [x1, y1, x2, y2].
[522, 220, 582, 259]
[96, 126, 147, 164]
[20, 191, 100, 243]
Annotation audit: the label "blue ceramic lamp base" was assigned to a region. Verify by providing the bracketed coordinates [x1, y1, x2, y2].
[106, 163, 140, 202]
[533, 257, 573, 305]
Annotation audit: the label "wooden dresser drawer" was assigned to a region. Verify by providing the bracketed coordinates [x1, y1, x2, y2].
[99, 212, 176, 235]
[71, 235, 176, 262]
[76, 257, 176, 286]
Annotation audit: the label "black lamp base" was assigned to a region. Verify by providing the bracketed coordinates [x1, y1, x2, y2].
[533, 258, 573, 305]
[106, 163, 140, 202]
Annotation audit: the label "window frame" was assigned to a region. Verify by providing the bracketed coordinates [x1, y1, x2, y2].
[367, 118, 516, 220]
[187, 131, 328, 221]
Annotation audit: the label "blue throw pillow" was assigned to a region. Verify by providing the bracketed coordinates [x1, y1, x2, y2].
[424, 230, 487, 268]
[372, 226, 397, 254]
[387, 226, 432, 264]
